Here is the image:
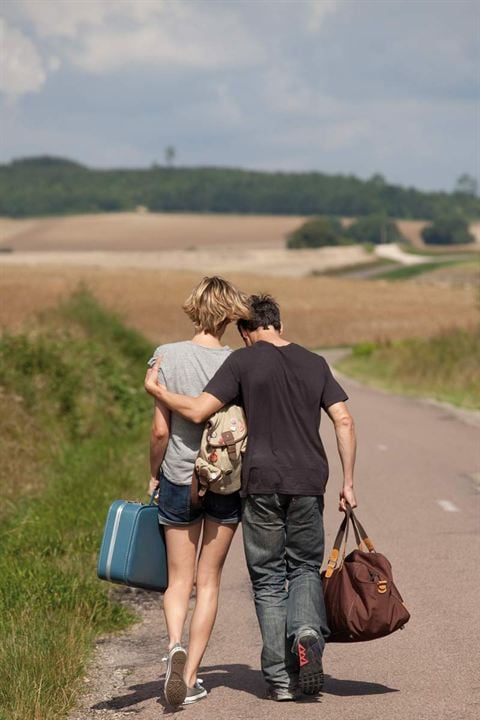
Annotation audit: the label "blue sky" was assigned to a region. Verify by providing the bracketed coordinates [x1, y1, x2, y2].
[0, 0, 478, 191]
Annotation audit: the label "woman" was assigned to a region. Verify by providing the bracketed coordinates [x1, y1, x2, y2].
[146, 276, 250, 707]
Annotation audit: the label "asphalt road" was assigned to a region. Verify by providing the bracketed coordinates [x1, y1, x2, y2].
[72, 375, 480, 720]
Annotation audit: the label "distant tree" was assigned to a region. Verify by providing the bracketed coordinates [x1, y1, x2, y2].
[286, 216, 349, 249]
[346, 214, 403, 244]
[369, 173, 387, 187]
[422, 213, 475, 245]
[455, 173, 478, 197]
[165, 146, 176, 167]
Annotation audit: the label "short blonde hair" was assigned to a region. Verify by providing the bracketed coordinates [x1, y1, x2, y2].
[182, 276, 250, 336]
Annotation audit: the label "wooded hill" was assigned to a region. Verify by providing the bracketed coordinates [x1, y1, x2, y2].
[1, 156, 479, 219]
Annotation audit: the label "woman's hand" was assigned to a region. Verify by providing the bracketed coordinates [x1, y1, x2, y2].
[144, 357, 167, 398]
[148, 476, 160, 497]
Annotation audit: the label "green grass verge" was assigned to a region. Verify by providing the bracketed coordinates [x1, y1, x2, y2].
[399, 243, 480, 258]
[373, 259, 465, 281]
[0, 290, 154, 720]
[337, 327, 480, 409]
[309, 258, 396, 277]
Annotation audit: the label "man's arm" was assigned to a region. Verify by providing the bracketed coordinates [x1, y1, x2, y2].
[326, 401, 357, 511]
[149, 399, 170, 495]
[145, 358, 224, 423]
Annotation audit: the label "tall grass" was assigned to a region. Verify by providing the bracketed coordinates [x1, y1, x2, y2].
[337, 326, 480, 409]
[0, 290, 153, 720]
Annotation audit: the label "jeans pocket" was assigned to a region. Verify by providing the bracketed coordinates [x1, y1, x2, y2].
[159, 476, 191, 515]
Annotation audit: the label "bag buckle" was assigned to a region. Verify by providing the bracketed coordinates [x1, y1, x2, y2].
[377, 580, 388, 594]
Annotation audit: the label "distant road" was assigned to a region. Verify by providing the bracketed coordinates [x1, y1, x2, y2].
[375, 243, 430, 265]
[71, 377, 480, 720]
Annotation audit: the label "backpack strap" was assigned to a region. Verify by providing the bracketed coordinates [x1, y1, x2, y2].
[221, 430, 237, 462]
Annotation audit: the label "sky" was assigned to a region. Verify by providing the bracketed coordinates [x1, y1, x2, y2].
[0, 0, 479, 191]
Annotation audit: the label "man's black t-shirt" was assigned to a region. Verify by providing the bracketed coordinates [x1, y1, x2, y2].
[204, 341, 348, 496]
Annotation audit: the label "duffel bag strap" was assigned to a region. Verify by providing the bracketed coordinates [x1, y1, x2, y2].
[349, 509, 375, 552]
[324, 507, 374, 578]
[325, 512, 349, 578]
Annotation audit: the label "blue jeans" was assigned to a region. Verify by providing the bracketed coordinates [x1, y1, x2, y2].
[242, 494, 329, 691]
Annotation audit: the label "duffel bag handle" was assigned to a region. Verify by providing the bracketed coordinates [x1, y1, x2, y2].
[324, 506, 375, 579]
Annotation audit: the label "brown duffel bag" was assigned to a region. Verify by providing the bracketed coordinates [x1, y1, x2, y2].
[322, 507, 410, 642]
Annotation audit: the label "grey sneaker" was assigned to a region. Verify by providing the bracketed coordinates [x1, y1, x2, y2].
[297, 633, 324, 695]
[182, 681, 207, 705]
[164, 644, 187, 706]
[265, 686, 299, 701]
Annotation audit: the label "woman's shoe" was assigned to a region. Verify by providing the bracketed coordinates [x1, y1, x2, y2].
[164, 644, 187, 706]
[265, 685, 298, 701]
[182, 681, 208, 705]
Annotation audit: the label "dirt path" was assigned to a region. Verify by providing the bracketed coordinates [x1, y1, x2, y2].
[70, 376, 480, 720]
[0, 245, 372, 277]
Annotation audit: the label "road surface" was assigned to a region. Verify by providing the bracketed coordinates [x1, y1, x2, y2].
[71, 375, 480, 720]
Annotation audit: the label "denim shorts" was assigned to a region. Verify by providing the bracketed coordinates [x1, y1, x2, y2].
[157, 474, 242, 526]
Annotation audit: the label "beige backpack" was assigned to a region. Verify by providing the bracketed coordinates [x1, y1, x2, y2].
[194, 404, 247, 497]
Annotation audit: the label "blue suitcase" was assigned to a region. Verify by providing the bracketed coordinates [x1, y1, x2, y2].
[97, 496, 168, 592]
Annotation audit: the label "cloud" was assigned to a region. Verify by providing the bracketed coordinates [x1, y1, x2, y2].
[305, 0, 340, 33]
[0, 17, 46, 98]
[5, 0, 266, 76]
[0, 0, 477, 189]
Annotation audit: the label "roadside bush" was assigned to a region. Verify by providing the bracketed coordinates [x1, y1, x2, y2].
[0, 290, 153, 720]
[286, 216, 351, 249]
[422, 213, 475, 245]
[345, 214, 403, 244]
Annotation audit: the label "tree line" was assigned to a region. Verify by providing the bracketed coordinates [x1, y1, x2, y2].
[0, 156, 478, 219]
[286, 213, 475, 248]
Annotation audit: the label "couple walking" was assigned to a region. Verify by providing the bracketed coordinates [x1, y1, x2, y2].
[144, 276, 357, 706]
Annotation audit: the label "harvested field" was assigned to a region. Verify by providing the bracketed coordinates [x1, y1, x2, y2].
[2, 213, 479, 253]
[0, 212, 306, 251]
[0, 245, 372, 277]
[1, 265, 477, 348]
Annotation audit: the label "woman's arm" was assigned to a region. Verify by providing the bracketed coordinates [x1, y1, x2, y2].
[144, 358, 223, 423]
[149, 398, 170, 495]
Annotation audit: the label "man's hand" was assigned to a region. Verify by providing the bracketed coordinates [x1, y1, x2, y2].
[339, 486, 357, 512]
[145, 357, 166, 399]
[148, 476, 160, 497]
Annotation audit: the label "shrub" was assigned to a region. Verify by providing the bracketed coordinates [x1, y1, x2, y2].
[345, 214, 403, 244]
[422, 213, 475, 245]
[286, 216, 350, 249]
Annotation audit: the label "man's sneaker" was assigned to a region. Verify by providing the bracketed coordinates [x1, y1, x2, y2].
[182, 681, 207, 705]
[297, 634, 324, 695]
[164, 644, 187, 706]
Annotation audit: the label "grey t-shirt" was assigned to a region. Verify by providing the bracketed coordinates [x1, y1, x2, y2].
[150, 341, 231, 485]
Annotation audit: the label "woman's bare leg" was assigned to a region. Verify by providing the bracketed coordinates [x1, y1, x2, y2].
[183, 519, 238, 687]
[163, 522, 203, 649]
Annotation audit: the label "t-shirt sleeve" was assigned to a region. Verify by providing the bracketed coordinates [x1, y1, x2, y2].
[149, 345, 167, 385]
[320, 358, 348, 409]
[204, 355, 240, 404]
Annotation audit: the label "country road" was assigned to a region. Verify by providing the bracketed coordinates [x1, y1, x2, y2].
[71, 375, 480, 720]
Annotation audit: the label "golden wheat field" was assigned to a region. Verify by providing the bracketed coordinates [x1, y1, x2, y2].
[1, 212, 478, 347]
[1, 264, 477, 348]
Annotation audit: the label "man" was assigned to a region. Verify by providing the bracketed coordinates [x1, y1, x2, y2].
[145, 294, 357, 701]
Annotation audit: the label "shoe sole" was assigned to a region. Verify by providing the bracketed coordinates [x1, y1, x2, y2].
[298, 636, 324, 695]
[164, 647, 187, 706]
